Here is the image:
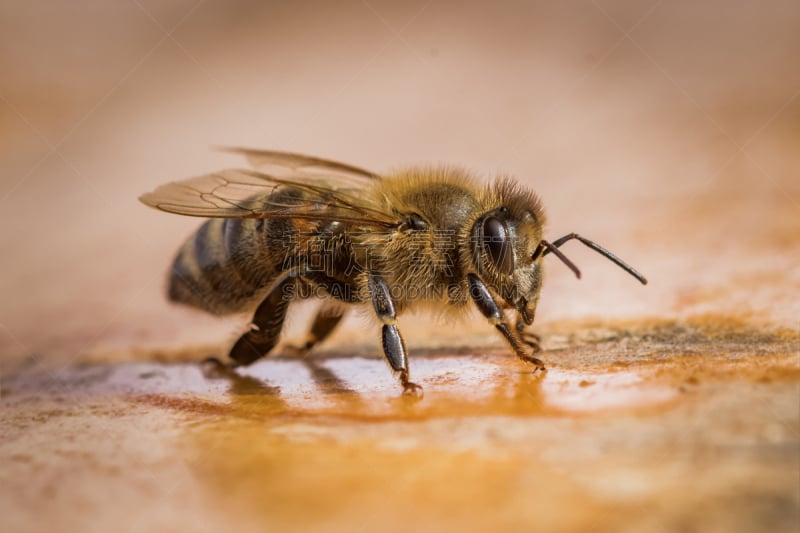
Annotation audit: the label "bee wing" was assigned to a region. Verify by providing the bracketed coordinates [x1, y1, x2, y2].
[139, 168, 398, 228]
[218, 147, 379, 183]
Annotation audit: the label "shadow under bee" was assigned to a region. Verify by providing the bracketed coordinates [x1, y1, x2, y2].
[201, 352, 365, 408]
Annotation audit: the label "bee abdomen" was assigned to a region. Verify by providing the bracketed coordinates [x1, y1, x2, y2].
[167, 218, 276, 314]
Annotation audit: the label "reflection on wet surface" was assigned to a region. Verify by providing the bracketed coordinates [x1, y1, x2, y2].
[2, 320, 798, 532]
[3, 354, 681, 420]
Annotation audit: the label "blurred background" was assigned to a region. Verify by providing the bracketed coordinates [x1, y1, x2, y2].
[1, 0, 798, 370]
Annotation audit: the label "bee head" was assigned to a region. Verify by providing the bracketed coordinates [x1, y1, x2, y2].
[471, 179, 546, 325]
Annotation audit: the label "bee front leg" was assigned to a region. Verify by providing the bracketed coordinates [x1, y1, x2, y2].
[467, 274, 546, 371]
[368, 273, 423, 398]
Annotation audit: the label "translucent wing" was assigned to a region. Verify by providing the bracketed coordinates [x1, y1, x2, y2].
[139, 168, 398, 228]
[218, 147, 380, 184]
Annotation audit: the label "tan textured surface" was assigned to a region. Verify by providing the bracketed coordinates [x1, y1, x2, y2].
[1, 1, 799, 532]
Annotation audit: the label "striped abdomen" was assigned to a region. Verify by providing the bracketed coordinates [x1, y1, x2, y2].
[167, 216, 291, 315]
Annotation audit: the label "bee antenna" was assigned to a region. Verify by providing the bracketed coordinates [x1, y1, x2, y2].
[533, 240, 582, 279]
[541, 233, 648, 285]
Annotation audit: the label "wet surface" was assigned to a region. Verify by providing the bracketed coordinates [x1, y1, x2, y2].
[2, 318, 798, 532]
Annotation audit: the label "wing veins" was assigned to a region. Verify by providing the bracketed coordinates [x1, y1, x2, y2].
[141, 168, 398, 228]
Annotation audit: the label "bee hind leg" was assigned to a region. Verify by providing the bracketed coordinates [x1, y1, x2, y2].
[369, 273, 423, 398]
[228, 275, 296, 366]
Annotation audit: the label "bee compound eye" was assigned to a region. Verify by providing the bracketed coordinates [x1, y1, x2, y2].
[482, 216, 514, 275]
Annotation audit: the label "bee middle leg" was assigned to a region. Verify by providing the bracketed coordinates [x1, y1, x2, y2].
[515, 318, 542, 352]
[368, 273, 423, 398]
[468, 274, 546, 371]
[285, 302, 346, 356]
[228, 274, 296, 366]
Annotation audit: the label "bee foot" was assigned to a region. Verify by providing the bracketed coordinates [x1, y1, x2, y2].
[401, 381, 424, 399]
[200, 357, 236, 379]
[520, 355, 546, 372]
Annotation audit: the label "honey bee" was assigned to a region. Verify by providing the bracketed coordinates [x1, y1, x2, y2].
[140, 149, 646, 397]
